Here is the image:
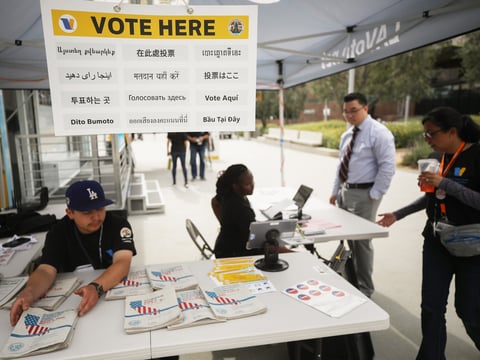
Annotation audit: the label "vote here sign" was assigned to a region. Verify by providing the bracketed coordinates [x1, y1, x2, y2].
[40, 0, 257, 135]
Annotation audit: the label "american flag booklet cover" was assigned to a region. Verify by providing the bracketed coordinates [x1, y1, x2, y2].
[168, 288, 225, 330]
[201, 283, 267, 320]
[124, 286, 181, 334]
[146, 263, 198, 291]
[105, 267, 153, 300]
[0, 308, 78, 358]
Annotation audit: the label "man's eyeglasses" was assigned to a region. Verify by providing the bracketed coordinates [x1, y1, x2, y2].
[422, 129, 443, 139]
[342, 107, 364, 116]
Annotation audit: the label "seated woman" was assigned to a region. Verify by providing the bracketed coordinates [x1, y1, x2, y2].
[212, 164, 291, 258]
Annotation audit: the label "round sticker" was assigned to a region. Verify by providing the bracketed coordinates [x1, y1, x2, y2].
[298, 294, 311, 301]
[285, 288, 298, 295]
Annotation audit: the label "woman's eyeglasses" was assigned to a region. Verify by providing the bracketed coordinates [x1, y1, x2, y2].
[422, 129, 443, 139]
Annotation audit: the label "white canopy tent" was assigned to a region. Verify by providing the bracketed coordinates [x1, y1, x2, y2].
[0, 0, 479, 189]
[1, 0, 479, 90]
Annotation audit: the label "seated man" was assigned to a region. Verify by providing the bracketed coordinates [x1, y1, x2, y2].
[10, 180, 136, 326]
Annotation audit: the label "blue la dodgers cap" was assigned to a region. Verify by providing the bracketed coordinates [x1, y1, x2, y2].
[65, 180, 114, 211]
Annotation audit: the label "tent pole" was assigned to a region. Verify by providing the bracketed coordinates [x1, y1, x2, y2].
[278, 86, 285, 187]
[277, 60, 285, 187]
[348, 68, 355, 93]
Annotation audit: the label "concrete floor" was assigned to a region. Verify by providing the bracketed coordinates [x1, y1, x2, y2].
[128, 133, 478, 360]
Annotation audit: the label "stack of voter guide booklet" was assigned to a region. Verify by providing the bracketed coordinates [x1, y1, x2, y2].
[124, 286, 182, 334]
[168, 288, 224, 330]
[0, 275, 81, 311]
[201, 283, 267, 320]
[105, 267, 153, 300]
[0, 307, 78, 358]
[123, 282, 267, 333]
[0, 276, 28, 308]
[33, 275, 82, 311]
[146, 263, 198, 291]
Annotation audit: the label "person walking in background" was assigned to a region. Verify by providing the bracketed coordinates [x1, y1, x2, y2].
[377, 106, 480, 359]
[187, 132, 209, 181]
[329, 92, 396, 297]
[167, 132, 189, 188]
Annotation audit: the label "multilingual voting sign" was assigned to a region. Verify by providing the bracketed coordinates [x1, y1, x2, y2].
[40, 0, 258, 136]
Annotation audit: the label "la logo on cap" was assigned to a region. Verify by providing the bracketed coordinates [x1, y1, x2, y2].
[87, 188, 98, 200]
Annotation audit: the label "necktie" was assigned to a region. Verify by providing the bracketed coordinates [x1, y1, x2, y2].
[339, 126, 359, 183]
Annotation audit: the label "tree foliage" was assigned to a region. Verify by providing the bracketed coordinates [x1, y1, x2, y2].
[255, 30, 480, 123]
[460, 31, 480, 86]
[355, 46, 435, 102]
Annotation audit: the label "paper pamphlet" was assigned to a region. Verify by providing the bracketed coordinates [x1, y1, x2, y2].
[209, 257, 275, 294]
[283, 279, 366, 318]
[167, 288, 224, 330]
[147, 264, 198, 291]
[260, 198, 294, 220]
[0, 308, 78, 358]
[0, 276, 28, 308]
[146, 263, 198, 291]
[201, 283, 267, 320]
[0, 248, 15, 266]
[33, 276, 82, 311]
[124, 286, 182, 334]
[106, 267, 153, 300]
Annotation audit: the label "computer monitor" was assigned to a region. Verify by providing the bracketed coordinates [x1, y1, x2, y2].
[247, 219, 297, 272]
[289, 184, 313, 220]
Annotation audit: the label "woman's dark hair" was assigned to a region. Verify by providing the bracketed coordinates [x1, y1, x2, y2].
[215, 164, 250, 198]
[422, 106, 480, 143]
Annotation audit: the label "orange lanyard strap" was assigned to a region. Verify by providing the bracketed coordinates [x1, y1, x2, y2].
[438, 141, 465, 218]
[439, 141, 465, 176]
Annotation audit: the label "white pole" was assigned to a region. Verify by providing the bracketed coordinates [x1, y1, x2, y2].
[348, 68, 355, 93]
[404, 94, 411, 123]
[278, 86, 285, 187]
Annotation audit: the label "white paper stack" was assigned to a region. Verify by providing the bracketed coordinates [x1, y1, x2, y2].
[106, 267, 153, 300]
[146, 264, 198, 291]
[0, 308, 78, 358]
[168, 288, 224, 330]
[34, 276, 82, 311]
[201, 283, 267, 320]
[124, 286, 181, 334]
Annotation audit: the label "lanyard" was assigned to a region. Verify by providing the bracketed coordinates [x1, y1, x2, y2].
[437, 141, 465, 218]
[74, 225, 104, 268]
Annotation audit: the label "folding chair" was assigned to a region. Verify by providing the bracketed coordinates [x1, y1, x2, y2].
[185, 219, 214, 260]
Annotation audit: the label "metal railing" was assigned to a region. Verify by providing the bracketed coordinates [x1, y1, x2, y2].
[14, 133, 132, 210]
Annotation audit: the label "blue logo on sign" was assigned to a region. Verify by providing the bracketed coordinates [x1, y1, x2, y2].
[59, 14, 78, 33]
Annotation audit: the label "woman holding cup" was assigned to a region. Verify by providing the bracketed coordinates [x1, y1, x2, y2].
[377, 106, 480, 359]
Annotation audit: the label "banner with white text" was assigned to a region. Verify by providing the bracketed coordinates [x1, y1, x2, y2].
[40, 0, 257, 135]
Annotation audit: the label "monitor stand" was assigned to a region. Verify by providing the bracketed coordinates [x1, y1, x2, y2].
[254, 230, 289, 272]
[288, 208, 312, 221]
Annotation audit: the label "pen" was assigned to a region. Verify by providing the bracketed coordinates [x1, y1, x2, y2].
[296, 224, 305, 238]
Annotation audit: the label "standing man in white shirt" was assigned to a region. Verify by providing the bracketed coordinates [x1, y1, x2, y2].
[329, 92, 396, 297]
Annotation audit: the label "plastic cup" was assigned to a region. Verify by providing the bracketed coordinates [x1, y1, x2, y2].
[417, 159, 439, 192]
